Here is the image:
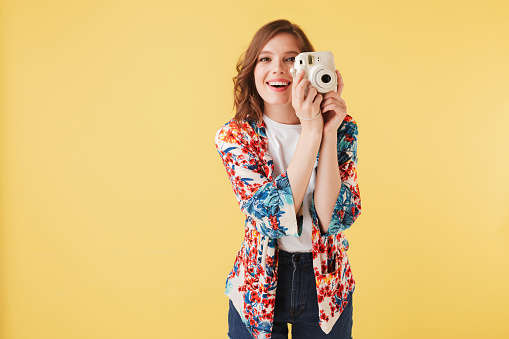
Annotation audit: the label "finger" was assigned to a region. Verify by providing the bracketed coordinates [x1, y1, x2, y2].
[305, 86, 318, 103]
[292, 70, 304, 95]
[298, 78, 310, 91]
[320, 102, 335, 112]
[323, 89, 340, 101]
[312, 93, 323, 104]
[321, 98, 340, 107]
[326, 100, 345, 109]
[296, 79, 311, 101]
[322, 91, 332, 100]
[336, 70, 344, 96]
[292, 71, 305, 98]
[293, 77, 307, 99]
[293, 70, 306, 87]
[321, 102, 346, 114]
[321, 103, 337, 113]
[320, 97, 339, 107]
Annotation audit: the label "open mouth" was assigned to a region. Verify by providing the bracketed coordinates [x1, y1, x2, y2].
[267, 81, 291, 88]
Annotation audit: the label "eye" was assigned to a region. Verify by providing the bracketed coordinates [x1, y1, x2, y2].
[259, 57, 270, 62]
[286, 57, 296, 62]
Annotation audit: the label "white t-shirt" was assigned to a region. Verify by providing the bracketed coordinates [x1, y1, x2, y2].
[262, 114, 316, 253]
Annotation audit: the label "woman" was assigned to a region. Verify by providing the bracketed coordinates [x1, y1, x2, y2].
[215, 19, 361, 339]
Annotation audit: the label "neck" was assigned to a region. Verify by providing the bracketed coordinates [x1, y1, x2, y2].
[264, 103, 300, 125]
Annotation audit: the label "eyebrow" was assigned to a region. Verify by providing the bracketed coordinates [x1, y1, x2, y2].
[259, 50, 300, 55]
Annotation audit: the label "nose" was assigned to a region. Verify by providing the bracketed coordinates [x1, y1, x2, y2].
[272, 59, 286, 74]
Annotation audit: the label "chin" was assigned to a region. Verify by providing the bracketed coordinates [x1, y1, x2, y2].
[263, 94, 291, 106]
[265, 101, 292, 110]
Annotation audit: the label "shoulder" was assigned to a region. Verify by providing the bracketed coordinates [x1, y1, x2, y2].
[215, 118, 259, 150]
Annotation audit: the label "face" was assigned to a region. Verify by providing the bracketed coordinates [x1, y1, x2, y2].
[254, 33, 300, 110]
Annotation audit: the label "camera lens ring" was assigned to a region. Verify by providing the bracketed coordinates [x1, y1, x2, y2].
[314, 68, 336, 92]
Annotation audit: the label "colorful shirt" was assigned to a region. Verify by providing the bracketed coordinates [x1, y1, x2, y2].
[215, 115, 361, 339]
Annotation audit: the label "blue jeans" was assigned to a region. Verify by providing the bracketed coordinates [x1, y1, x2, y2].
[228, 250, 353, 339]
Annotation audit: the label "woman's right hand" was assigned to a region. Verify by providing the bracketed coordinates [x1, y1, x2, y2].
[292, 70, 324, 130]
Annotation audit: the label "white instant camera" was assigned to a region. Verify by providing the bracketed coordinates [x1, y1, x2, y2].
[290, 51, 337, 93]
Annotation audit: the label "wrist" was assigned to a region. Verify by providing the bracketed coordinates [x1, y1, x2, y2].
[321, 130, 337, 144]
[295, 110, 321, 121]
[300, 125, 323, 141]
[300, 117, 324, 135]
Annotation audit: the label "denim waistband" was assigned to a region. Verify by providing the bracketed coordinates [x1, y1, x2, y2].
[278, 249, 313, 267]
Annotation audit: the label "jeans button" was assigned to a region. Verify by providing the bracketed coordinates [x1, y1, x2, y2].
[293, 255, 300, 262]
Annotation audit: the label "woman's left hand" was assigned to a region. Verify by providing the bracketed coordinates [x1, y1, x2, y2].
[321, 70, 347, 136]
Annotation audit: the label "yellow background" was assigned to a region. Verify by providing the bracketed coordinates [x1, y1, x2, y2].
[1, 0, 508, 338]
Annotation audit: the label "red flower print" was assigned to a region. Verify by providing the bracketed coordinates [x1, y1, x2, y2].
[269, 215, 278, 230]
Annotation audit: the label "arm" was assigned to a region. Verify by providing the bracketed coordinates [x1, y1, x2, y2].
[287, 70, 325, 212]
[215, 121, 301, 238]
[286, 128, 322, 214]
[314, 71, 361, 235]
[313, 117, 361, 236]
[314, 131, 341, 233]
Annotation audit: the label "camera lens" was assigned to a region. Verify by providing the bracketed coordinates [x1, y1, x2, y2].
[321, 74, 331, 83]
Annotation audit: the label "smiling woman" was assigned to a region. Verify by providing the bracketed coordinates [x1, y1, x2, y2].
[215, 19, 361, 339]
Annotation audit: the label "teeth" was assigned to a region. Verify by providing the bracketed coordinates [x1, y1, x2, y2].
[268, 81, 289, 86]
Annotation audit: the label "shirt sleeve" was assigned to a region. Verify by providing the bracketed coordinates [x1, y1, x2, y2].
[312, 116, 362, 237]
[215, 122, 302, 238]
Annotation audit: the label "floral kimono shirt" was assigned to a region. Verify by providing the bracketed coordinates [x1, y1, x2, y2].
[215, 115, 361, 339]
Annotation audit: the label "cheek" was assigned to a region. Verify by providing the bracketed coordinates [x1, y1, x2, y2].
[253, 67, 264, 85]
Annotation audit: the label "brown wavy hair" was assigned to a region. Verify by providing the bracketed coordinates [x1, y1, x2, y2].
[233, 19, 315, 128]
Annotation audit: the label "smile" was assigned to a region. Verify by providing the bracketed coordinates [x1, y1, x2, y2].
[267, 80, 291, 92]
